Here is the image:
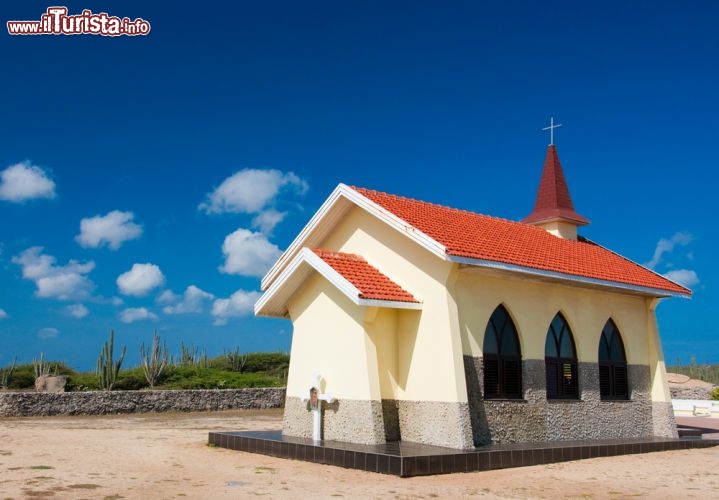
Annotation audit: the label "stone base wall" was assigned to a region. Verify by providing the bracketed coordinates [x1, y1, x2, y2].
[397, 399, 474, 449]
[464, 356, 674, 444]
[282, 396, 474, 449]
[282, 396, 387, 445]
[652, 401, 679, 438]
[0, 388, 285, 417]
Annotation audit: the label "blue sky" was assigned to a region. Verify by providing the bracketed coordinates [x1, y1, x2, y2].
[1, 1, 717, 371]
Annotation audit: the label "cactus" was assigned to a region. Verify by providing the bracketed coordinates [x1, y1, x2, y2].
[96, 330, 126, 391]
[180, 342, 198, 366]
[198, 348, 209, 369]
[0, 357, 17, 388]
[33, 352, 55, 379]
[225, 347, 248, 372]
[140, 331, 168, 388]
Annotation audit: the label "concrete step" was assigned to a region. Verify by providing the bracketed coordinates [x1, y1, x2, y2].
[677, 427, 703, 439]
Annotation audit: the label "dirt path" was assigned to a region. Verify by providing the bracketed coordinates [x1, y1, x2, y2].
[1, 410, 718, 499]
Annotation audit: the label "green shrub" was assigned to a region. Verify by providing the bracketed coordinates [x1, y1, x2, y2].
[1, 351, 288, 391]
[207, 351, 288, 374]
[711, 387, 719, 401]
[66, 372, 100, 391]
[243, 352, 289, 375]
[112, 366, 150, 390]
[159, 365, 282, 390]
[6, 364, 37, 389]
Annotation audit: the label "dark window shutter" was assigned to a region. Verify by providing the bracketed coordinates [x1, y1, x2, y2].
[613, 365, 628, 397]
[483, 358, 499, 398]
[502, 358, 522, 398]
[546, 359, 559, 399]
[545, 313, 578, 400]
[483, 305, 523, 399]
[599, 320, 630, 400]
[599, 364, 611, 397]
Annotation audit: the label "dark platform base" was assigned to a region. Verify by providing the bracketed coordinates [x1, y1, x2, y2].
[208, 430, 719, 477]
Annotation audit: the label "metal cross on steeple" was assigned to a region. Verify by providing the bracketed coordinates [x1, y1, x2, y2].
[542, 117, 562, 145]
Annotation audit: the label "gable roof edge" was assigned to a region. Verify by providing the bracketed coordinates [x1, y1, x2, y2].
[260, 183, 447, 291]
[448, 254, 691, 298]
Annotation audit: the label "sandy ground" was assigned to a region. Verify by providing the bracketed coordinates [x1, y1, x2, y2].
[1, 410, 719, 499]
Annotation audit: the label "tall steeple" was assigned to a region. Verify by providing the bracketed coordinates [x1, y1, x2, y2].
[522, 144, 589, 240]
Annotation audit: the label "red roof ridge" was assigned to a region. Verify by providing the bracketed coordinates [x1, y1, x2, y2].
[350, 185, 594, 247]
[350, 185, 530, 228]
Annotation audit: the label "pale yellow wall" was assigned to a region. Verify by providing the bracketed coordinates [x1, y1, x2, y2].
[536, 220, 578, 240]
[319, 206, 469, 403]
[364, 306, 399, 400]
[286, 274, 382, 401]
[647, 298, 672, 403]
[455, 269, 652, 365]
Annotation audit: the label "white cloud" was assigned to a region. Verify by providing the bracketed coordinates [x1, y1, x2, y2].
[36, 274, 93, 299]
[12, 247, 95, 300]
[252, 208, 287, 234]
[0, 161, 56, 202]
[75, 210, 142, 250]
[162, 285, 215, 314]
[0, 309, 7, 319]
[211, 289, 261, 325]
[91, 296, 123, 306]
[64, 303, 89, 319]
[646, 232, 693, 269]
[116, 263, 165, 297]
[199, 168, 308, 215]
[219, 228, 282, 278]
[663, 269, 700, 288]
[37, 327, 59, 339]
[119, 307, 158, 324]
[157, 289, 179, 305]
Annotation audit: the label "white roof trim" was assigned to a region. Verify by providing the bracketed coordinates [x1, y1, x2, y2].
[260, 184, 447, 291]
[448, 255, 690, 298]
[358, 298, 423, 310]
[255, 248, 422, 318]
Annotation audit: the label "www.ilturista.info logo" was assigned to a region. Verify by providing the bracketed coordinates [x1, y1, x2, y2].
[7, 7, 151, 36]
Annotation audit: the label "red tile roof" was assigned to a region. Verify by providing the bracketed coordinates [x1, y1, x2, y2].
[312, 249, 419, 303]
[522, 145, 590, 225]
[351, 187, 690, 296]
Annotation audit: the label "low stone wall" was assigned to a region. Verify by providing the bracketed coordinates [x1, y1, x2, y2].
[670, 386, 713, 401]
[0, 388, 286, 417]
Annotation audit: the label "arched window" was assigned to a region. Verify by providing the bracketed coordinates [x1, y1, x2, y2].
[545, 313, 578, 399]
[483, 305, 522, 399]
[598, 319, 629, 400]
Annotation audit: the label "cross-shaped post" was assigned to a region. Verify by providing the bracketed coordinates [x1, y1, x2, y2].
[301, 372, 336, 442]
[542, 116, 562, 145]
